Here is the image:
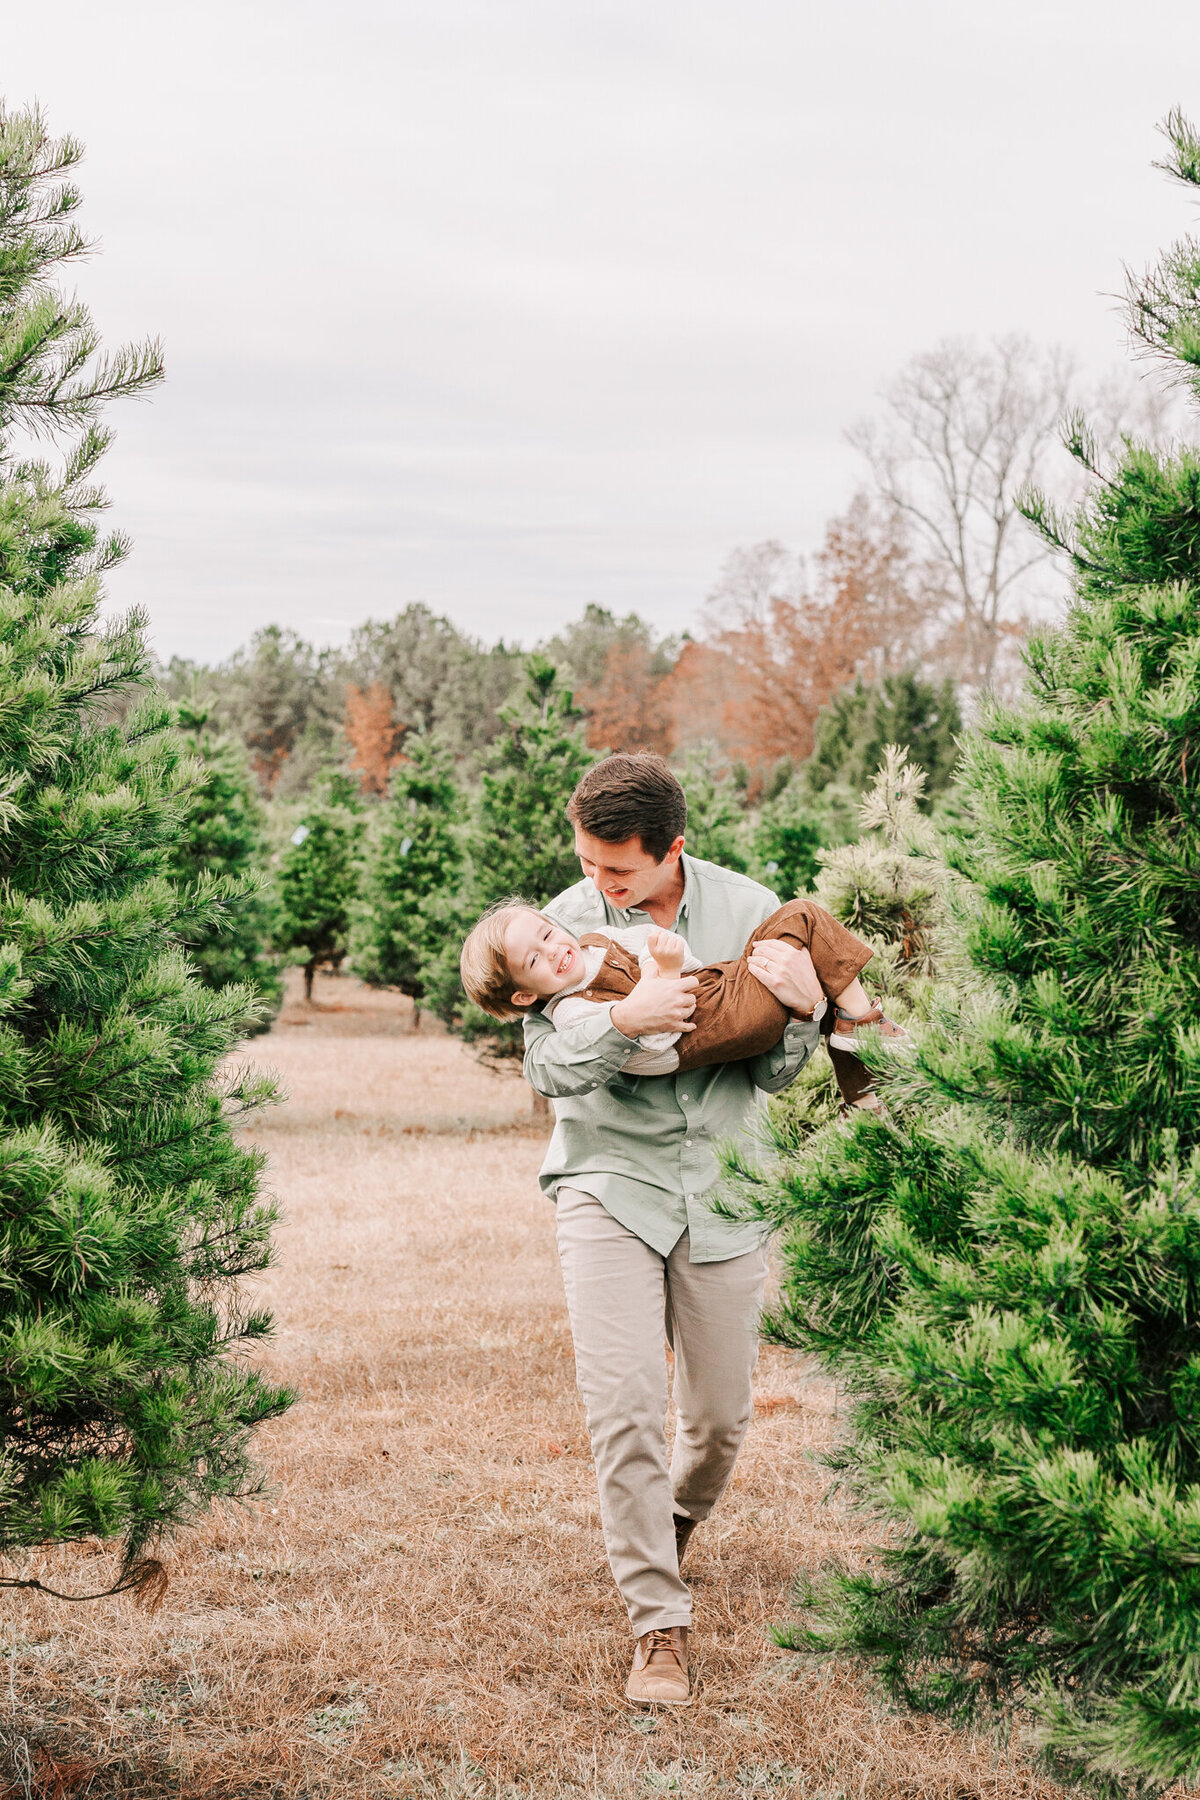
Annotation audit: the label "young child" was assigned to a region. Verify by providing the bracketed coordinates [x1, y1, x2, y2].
[460, 896, 909, 1109]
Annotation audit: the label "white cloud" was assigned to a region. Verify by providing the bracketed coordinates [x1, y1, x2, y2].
[3, 0, 1190, 660]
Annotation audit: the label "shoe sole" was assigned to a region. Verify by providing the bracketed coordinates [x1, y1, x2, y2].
[828, 1031, 911, 1055]
[626, 1689, 692, 1706]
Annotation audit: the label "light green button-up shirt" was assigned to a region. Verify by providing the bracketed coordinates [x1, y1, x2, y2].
[522, 854, 820, 1262]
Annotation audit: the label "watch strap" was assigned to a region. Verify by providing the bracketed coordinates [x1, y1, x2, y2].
[792, 995, 827, 1024]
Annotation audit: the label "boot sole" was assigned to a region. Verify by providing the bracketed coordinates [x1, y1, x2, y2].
[625, 1688, 692, 1706]
[828, 1031, 911, 1055]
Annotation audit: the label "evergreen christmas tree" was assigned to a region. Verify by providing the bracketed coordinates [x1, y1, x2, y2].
[745, 747, 950, 1135]
[803, 671, 962, 808]
[724, 114, 1200, 1793]
[673, 746, 748, 871]
[748, 674, 962, 901]
[748, 796, 825, 901]
[350, 735, 463, 1025]
[474, 656, 595, 907]
[271, 778, 362, 1001]
[167, 704, 283, 1031]
[812, 745, 946, 993]
[432, 657, 594, 1057]
[0, 106, 291, 1588]
[749, 775, 859, 899]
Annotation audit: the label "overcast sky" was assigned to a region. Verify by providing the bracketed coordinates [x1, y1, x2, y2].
[4, 1, 1194, 664]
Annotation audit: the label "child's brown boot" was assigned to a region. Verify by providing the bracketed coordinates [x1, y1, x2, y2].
[828, 999, 911, 1056]
[840, 1090, 884, 1120]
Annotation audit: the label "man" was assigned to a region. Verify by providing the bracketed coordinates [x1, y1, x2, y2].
[523, 752, 825, 1705]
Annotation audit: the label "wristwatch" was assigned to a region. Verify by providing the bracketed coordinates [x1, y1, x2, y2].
[791, 996, 827, 1025]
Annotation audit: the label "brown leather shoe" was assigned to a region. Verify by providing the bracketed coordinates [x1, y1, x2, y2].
[674, 1512, 698, 1568]
[626, 1626, 690, 1705]
[828, 1000, 912, 1055]
[838, 1089, 884, 1120]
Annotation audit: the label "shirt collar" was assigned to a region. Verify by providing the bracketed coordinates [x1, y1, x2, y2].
[676, 856, 693, 918]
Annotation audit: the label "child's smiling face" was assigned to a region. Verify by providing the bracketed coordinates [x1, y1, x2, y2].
[504, 909, 585, 1006]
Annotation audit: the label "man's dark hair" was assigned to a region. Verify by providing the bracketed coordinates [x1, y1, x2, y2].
[566, 753, 687, 863]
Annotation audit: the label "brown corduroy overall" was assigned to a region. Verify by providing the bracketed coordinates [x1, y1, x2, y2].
[574, 898, 875, 1101]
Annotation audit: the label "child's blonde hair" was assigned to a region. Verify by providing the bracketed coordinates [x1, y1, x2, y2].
[460, 898, 544, 1020]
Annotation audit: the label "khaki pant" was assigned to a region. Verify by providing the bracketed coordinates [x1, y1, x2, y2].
[555, 1185, 767, 1636]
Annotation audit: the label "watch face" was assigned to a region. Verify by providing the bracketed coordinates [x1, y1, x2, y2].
[810, 997, 827, 1024]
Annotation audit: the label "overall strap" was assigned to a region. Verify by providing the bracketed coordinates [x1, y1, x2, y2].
[574, 936, 641, 1002]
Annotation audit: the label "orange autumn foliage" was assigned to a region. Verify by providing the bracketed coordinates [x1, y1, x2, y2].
[344, 681, 406, 796]
[817, 494, 939, 682]
[705, 590, 873, 770]
[566, 504, 942, 782]
[657, 639, 749, 759]
[660, 504, 941, 779]
[578, 639, 673, 756]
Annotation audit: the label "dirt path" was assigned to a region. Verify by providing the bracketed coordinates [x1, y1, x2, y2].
[4, 975, 1061, 1800]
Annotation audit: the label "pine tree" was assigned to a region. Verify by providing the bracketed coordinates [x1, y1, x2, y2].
[803, 671, 962, 806]
[198, 625, 334, 797]
[434, 657, 594, 1056]
[0, 106, 291, 1588]
[723, 114, 1200, 1794]
[167, 704, 282, 1031]
[750, 673, 962, 901]
[674, 746, 748, 871]
[342, 605, 522, 762]
[272, 778, 362, 1001]
[749, 798, 824, 900]
[474, 656, 595, 906]
[746, 748, 950, 1134]
[812, 745, 946, 992]
[749, 775, 860, 900]
[350, 735, 463, 1025]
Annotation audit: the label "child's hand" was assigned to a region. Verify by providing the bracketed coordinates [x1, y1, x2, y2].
[646, 928, 687, 979]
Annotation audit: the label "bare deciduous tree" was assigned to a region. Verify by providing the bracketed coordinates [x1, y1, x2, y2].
[1083, 366, 1189, 453]
[703, 539, 808, 625]
[850, 335, 1076, 692]
[676, 513, 944, 782]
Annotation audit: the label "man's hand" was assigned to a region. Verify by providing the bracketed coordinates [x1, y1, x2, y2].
[746, 941, 825, 1017]
[611, 972, 698, 1040]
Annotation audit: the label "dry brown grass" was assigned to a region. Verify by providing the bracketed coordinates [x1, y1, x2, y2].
[1, 972, 1069, 1800]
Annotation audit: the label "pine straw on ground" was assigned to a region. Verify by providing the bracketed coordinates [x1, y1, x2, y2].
[2, 973, 1067, 1800]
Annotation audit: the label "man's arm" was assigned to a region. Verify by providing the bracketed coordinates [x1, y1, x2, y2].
[742, 892, 825, 1093]
[522, 1005, 638, 1098]
[745, 1017, 821, 1094]
[523, 968, 699, 1097]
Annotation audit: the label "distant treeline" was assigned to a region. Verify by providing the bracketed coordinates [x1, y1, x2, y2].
[162, 495, 973, 805]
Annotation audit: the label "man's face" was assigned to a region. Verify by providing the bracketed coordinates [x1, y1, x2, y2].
[572, 827, 685, 912]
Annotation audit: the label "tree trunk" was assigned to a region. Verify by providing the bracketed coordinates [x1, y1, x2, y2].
[304, 958, 316, 1002]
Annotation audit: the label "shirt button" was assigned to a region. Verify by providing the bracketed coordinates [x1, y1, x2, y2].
[685, 1138, 692, 1146]
[680, 1094, 689, 1102]
[686, 1194, 695, 1203]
